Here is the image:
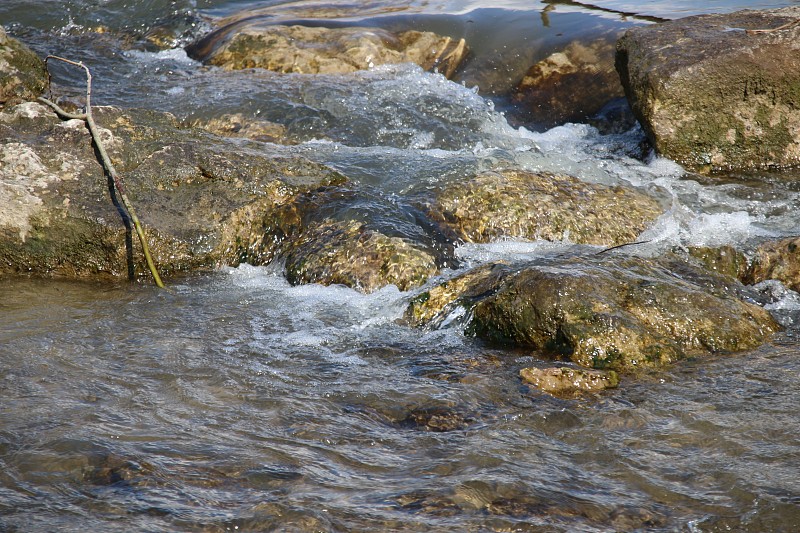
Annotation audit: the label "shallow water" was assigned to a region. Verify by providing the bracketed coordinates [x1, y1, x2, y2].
[2, 1, 800, 531]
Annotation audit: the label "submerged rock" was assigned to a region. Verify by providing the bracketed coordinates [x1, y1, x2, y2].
[0, 102, 345, 280]
[513, 37, 624, 128]
[426, 169, 663, 246]
[283, 218, 438, 293]
[616, 7, 800, 171]
[520, 366, 619, 395]
[191, 24, 468, 78]
[407, 252, 779, 373]
[0, 27, 47, 109]
[190, 113, 289, 144]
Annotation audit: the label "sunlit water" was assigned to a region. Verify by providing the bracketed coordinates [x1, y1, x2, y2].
[2, 1, 800, 531]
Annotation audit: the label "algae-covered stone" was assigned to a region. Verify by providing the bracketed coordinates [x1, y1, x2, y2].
[0, 27, 47, 109]
[0, 102, 346, 280]
[616, 7, 800, 171]
[408, 252, 779, 373]
[514, 37, 624, 128]
[191, 113, 289, 143]
[191, 24, 467, 78]
[520, 366, 619, 394]
[688, 245, 749, 280]
[743, 236, 800, 292]
[427, 169, 663, 246]
[284, 218, 438, 293]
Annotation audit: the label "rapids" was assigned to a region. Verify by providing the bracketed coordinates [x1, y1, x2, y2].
[1, 1, 799, 531]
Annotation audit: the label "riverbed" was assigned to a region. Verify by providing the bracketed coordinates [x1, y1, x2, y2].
[1, 1, 800, 531]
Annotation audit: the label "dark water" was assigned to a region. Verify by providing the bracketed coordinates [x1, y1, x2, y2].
[2, 1, 800, 531]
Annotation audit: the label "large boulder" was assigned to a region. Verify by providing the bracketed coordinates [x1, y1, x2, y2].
[425, 169, 663, 246]
[406, 252, 779, 373]
[0, 27, 47, 109]
[616, 8, 800, 171]
[0, 102, 346, 279]
[188, 24, 467, 78]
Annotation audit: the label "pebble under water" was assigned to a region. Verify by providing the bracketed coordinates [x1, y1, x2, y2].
[1, 1, 800, 531]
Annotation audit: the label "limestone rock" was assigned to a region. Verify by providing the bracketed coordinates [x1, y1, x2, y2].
[407, 252, 779, 373]
[520, 366, 619, 394]
[283, 218, 438, 293]
[616, 8, 800, 171]
[0, 27, 47, 109]
[0, 102, 345, 280]
[426, 169, 663, 246]
[191, 24, 467, 78]
[514, 37, 624, 128]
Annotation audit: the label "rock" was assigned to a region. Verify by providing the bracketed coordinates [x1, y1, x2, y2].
[425, 169, 663, 246]
[190, 24, 468, 78]
[687, 245, 749, 280]
[283, 218, 438, 293]
[407, 252, 779, 373]
[0, 27, 47, 109]
[0, 102, 346, 280]
[616, 8, 800, 171]
[520, 366, 619, 394]
[743, 236, 800, 292]
[191, 113, 289, 143]
[513, 37, 625, 128]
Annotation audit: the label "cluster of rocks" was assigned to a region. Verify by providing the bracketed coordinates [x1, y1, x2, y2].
[3, 7, 800, 394]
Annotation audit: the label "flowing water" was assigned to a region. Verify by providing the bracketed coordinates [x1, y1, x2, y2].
[2, 1, 800, 531]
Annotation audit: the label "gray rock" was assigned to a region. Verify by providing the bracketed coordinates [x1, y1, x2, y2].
[616, 8, 800, 171]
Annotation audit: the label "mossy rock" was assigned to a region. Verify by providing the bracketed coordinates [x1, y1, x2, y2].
[520, 366, 619, 395]
[408, 252, 779, 373]
[283, 218, 438, 293]
[427, 169, 663, 246]
[0, 28, 47, 109]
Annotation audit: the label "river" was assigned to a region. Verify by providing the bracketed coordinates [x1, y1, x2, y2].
[1, 1, 800, 531]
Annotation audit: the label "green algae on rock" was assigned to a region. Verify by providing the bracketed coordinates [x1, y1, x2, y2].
[427, 169, 663, 246]
[283, 218, 438, 293]
[407, 252, 779, 373]
[743, 236, 800, 292]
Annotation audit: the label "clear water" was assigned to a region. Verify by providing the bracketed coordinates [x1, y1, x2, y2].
[2, 1, 800, 531]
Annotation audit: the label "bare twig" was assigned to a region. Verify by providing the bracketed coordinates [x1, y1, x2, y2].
[38, 55, 165, 288]
[595, 240, 651, 255]
[746, 18, 800, 35]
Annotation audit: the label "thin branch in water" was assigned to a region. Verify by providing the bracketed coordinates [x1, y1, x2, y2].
[38, 55, 165, 288]
[595, 240, 652, 255]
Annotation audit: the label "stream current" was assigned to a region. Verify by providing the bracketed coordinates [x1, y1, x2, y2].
[1, 1, 800, 531]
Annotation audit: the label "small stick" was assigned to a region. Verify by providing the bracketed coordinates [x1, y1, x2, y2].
[38, 55, 165, 288]
[595, 240, 651, 255]
[746, 18, 800, 34]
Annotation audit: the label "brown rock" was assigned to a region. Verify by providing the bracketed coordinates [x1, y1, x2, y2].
[744, 236, 800, 291]
[520, 366, 619, 394]
[0, 27, 47, 109]
[514, 37, 624, 128]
